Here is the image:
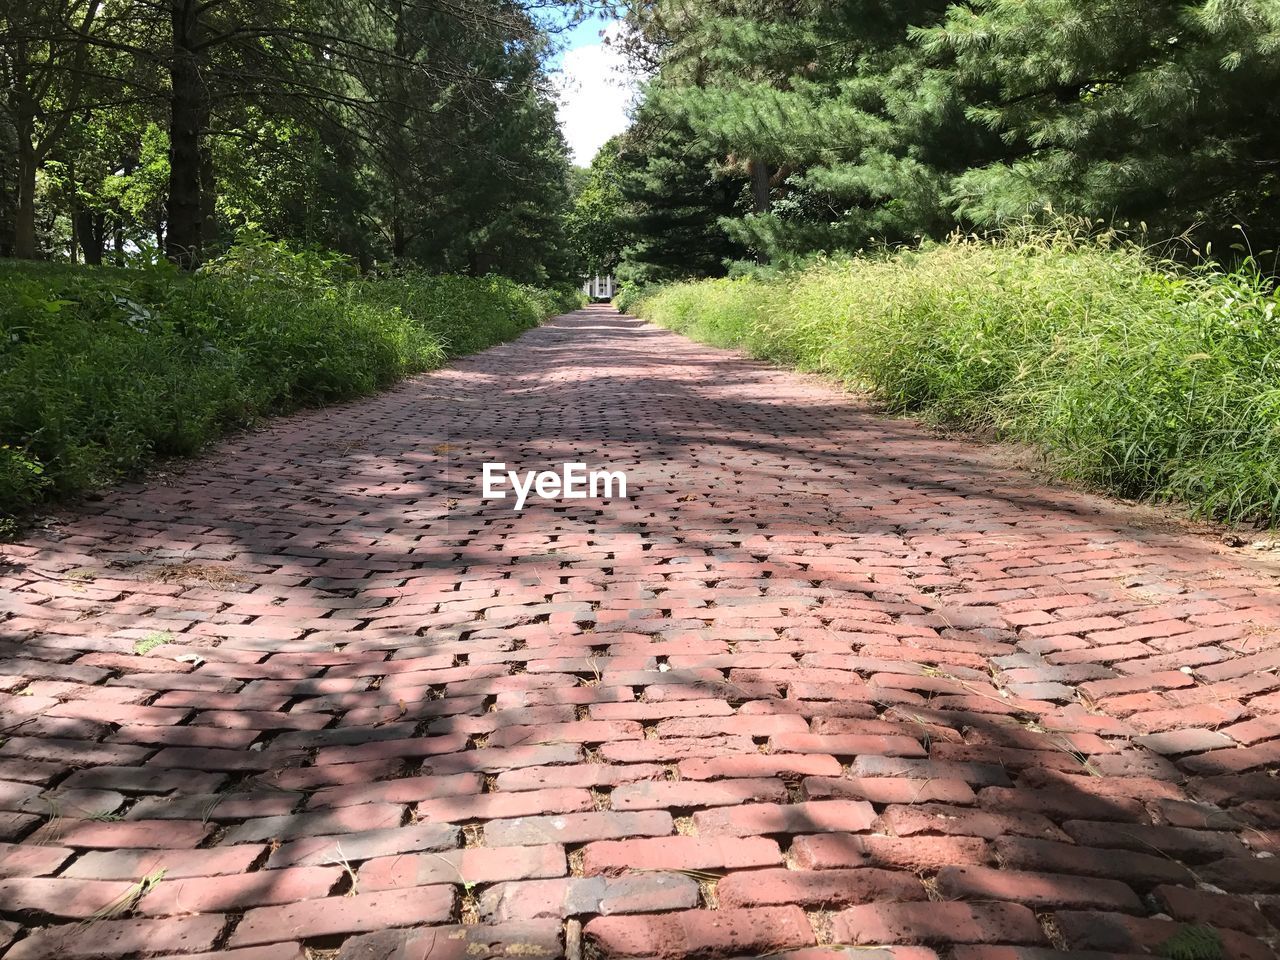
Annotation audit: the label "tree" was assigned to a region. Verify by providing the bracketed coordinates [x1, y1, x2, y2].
[0, 0, 115, 258]
[566, 138, 627, 276]
[617, 0, 1280, 264]
[1, 0, 581, 280]
[614, 100, 746, 284]
[926, 0, 1280, 252]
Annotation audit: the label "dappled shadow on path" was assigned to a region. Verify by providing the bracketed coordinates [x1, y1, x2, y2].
[1, 304, 1279, 959]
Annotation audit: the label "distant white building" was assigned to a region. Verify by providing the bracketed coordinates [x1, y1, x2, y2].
[582, 274, 615, 301]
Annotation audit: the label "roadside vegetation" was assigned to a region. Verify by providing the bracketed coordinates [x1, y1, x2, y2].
[621, 229, 1280, 526]
[1, 239, 581, 522]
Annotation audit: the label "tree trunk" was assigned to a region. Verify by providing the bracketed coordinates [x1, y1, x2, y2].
[14, 96, 39, 259]
[199, 96, 218, 253]
[751, 159, 772, 264]
[391, 202, 406, 259]
[75, 210, 105, 265]
[751, 159, 771, 214]
[166, 0, 205, 269]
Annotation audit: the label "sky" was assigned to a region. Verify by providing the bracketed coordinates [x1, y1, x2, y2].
[550, 15, 641, 167]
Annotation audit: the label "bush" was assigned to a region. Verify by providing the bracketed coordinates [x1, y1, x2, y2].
[628, 230, 1280, 525]
[0, 240, 578, 520]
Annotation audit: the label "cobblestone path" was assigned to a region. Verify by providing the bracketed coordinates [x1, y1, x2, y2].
[2, 304, 1279, 959]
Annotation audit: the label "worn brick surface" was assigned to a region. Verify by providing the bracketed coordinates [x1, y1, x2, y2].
[2, 305, 1279, 956]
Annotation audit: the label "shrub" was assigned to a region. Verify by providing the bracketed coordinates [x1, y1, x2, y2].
[628, 230, 1280, 525]
[0, 240, 575, 520]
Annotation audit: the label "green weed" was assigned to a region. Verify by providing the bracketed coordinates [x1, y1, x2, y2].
[0, 238, 583, 521]
[133, 631, 174, 656]
[628, 228, 1280, 526]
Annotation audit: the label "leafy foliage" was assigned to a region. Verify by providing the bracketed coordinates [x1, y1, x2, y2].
[0, 237, 582, 518]
[618, 0, 1280, 265]
[566, 141, 627, 276]
[1, 0, 579, 279]
[1157, 924, 1225, 960]
[627, 227, 1280, 525]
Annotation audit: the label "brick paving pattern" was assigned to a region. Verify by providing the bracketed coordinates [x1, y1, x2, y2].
[1, 303, 1279, 959]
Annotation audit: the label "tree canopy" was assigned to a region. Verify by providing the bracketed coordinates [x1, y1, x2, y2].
[1, 0, 580, 282]
[611, 0, 1280, 276]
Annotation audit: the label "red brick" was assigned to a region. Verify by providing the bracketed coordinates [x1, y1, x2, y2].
[481, 874, 700, 921]
[772, 733, 926, 757]
[137, 866, 342, 915]
[831, 902, 1044, 946]
[45, 700, 190, 726]
[582, 836, 782, 875]
[63, 845, 265, 880]
[417, 786, 593, 822]
[223, 803, 404, 844]
[590, 699, 734, 721]
[426, 743, 583, 773]
[5, 914, 225, 960]
[600, 736, 755, 763]
[585, 906, 815, 958]
[977, 787, 1144, 822]
[937, 864, 1143, 911]
[267, 758, 403, 791]
[718, 867, 925, 908]
[26, 818, 213, 848]
[359, 844, 565, 889]
[792, 833, 990, 872]
[1062, 820, 1245, 860]
[0, 877, 141, 919]
[124, 790, 297, 822]
[1182, 740, 1280, 776]
[654, 715, 808, 737]
[1153, 884, 1274, 937]
[852, 755, 1010, 786]
[228, 886, 455, 947]
[265, 822, 458, 868]
[1129, 701, 1246, 734]
[494, 763, 665, 791]
[303, 732, 468, 766]
[152, 948, 306, 960]
[192, 709, 330, 730]
[59, 766, 226, 795]
[803, 776, 976, 805]
[995, 836, 1190, 886]
[107, 725, 260, 749]
[611, 778, 788, 810]
[1077, 670, 1195, 699]
[1221, 716, 1280, 746]
[678, 754, 842, 780]
[0, 842, 73, 878]
[877, 803, 1067, 841]
[488, 720, 643, 747]
[693, 800, 875, 837]
[483, 810, 673, 846]
[1055, 910, 1274, 960]
[332, 921, 563, 959]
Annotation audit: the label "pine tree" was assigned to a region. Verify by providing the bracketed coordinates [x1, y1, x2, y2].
[613, 102, 747, 284]
[922, 0, 1280, 251]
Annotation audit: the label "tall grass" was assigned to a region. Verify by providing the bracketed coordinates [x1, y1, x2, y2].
[1, 239, 583, 522]
[624, 230, 1280, 525]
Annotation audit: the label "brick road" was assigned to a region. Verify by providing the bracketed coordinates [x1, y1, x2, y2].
[2, 303, 1279, 959]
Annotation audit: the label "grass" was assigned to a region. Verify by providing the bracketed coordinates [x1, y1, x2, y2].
[1, 238, 583, 523]
[132, 631, 174, 656]
[622, 227, 1280, 526]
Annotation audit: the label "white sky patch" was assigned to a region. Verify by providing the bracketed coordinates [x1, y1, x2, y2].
[554, 23, 641, 166]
